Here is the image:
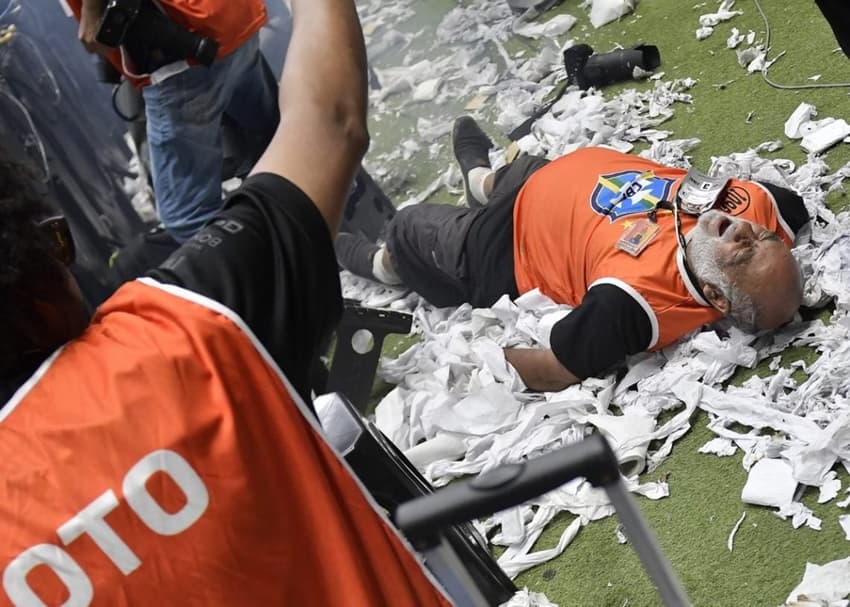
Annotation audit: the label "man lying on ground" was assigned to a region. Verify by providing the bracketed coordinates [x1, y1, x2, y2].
[337, 116, 809, 392]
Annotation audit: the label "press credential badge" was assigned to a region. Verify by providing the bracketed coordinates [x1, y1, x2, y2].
[617, 218, 660, 256]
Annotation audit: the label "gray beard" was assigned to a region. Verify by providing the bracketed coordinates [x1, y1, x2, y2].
[685, 225, 728, 291]
[684, 214, 759, 330]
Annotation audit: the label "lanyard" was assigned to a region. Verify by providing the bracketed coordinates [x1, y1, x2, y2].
[670, 198, 710, 302]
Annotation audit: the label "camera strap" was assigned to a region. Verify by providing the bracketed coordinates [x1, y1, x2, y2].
[107, 0, 208, 78]
[149, 60, 190, 84]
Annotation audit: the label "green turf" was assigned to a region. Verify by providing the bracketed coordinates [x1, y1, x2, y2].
[515, 412, 850, 606]
[361, 1, 850, 605]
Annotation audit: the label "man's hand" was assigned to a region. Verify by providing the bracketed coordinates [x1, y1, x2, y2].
[504, 348, 581, 392]
[79, 0, 110, 55]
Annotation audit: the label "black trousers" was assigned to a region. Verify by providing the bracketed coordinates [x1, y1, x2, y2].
[385, 155, 549, 308]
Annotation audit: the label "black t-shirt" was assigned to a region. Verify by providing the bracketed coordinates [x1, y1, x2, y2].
[1, 175, 341, 406]
[550, 180, 810, 380]
[147, 173, 342, 404]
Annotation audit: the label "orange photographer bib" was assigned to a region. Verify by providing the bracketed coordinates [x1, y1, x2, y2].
[0, 279, 450, 607]
[63, 0, 266, 83]
[513, 147, 794, 349]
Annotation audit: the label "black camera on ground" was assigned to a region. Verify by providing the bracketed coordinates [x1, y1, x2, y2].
[96, 0, 219, 67]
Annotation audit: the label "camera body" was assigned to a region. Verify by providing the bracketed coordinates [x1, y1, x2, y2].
[96, 0, 140, 48]
[95, 0, 219, 68]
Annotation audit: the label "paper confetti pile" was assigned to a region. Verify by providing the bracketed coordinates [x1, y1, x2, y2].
[342, 0, 850, 603]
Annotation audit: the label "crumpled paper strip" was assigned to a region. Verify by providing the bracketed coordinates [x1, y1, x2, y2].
[339, 0, 850, 585]
[588, 0, 634, 29]
[784, 558, 850, 605]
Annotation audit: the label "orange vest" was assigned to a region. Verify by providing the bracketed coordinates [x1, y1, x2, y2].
[0, 279, 450, 607]
[513, 148, 794, 350]
[65, 0, 267, 84]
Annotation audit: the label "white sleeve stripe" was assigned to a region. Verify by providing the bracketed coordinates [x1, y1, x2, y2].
[135, 278, 454, 600]
[0, 277, 453, 600]
[588, 278, 659, 350]
[751, 181, 795, 243]
[136, 277, 315, 417]
[0, 348, 65, 423]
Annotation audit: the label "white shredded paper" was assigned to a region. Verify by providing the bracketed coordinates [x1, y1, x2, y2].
[344, 0, 850, 600]
[727, 511, 747, 552]
[785, 558, 850, 605]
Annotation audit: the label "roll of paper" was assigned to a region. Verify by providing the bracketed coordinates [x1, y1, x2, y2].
[404, 434, 466, 469]
[586, 413, 657, 477]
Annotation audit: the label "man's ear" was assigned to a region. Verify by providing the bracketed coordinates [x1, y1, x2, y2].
[702, 283, 731, 315]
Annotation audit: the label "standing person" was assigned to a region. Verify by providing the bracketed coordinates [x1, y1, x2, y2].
[68, 0, 280, 242]
[337, 116, 809, 392]
[0, 2, 450, 605]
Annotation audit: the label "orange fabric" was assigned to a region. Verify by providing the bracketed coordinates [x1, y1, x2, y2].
[0, 280, 450, 607]
[65, 0, 267, 86]
[513, 147, 793, 350]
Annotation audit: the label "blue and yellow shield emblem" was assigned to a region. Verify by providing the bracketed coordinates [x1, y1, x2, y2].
[590, 170, 676, 221]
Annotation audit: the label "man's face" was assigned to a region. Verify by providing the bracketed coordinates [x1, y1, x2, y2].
[689, 210, 784, 268]
[686, 210, 801, 329]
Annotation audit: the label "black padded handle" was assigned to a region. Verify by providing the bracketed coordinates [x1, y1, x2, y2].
[395, 433, 620, 546]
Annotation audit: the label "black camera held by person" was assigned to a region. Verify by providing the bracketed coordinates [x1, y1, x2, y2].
[95, 0, 219, 69]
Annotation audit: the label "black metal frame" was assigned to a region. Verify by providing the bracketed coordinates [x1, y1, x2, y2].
[395, 434, 691, 607]
[316, 393, 517, 606]
[326, 301, 413, 412]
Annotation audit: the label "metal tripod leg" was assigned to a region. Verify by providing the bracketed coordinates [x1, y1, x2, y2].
[605, 481, 690, 607]
[395, 434, 692, 607]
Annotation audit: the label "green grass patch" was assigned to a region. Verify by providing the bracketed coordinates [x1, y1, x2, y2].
[354, 1, 850, 604]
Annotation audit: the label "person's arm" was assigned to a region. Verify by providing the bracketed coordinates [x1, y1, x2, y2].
[145, 0, 368, 405]
[504, 348, 580, 392]
[504, 284, 653, 392]
[78, 0, 110, 55]
[251, 0, 369, 236]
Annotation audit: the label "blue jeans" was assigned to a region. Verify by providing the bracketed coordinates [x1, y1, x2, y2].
[260, 0, 293, 79]
[142, 34, 279, 242]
